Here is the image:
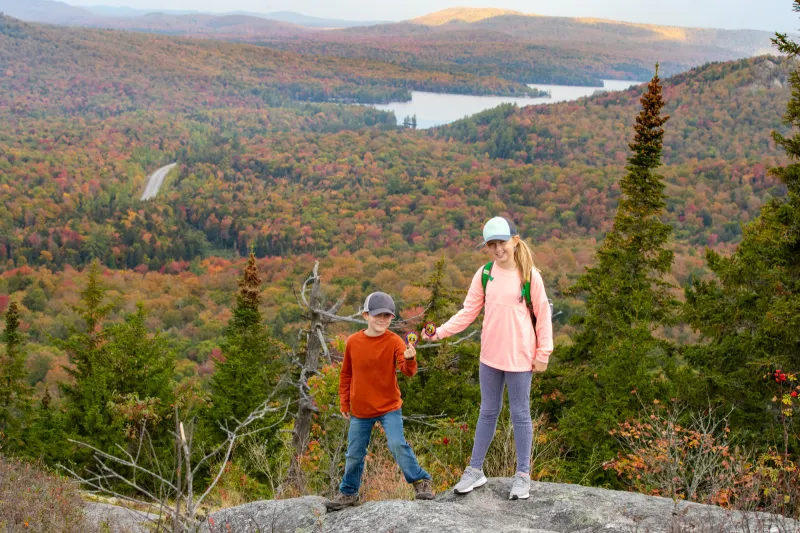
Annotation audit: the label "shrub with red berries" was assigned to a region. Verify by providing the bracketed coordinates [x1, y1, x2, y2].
[765, 368, 800, 458]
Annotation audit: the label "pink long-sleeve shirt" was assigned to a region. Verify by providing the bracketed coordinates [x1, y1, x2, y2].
[438, 265, 553, 371]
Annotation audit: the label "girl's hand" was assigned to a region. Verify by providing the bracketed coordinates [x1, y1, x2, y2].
[341, 411, 351, 419]
[532, 360, 548, 373]
[404, 345, 417, 360]
[421, 329, 439, 341]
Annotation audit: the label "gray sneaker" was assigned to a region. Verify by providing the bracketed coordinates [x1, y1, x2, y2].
[453, 466, 488, 494]
[509, 472, 530, 500]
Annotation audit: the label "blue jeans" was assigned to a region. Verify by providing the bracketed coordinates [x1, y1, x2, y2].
[340, 408, 430, 495]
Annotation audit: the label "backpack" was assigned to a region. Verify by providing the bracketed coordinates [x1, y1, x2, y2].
[480, 262, 553, 332]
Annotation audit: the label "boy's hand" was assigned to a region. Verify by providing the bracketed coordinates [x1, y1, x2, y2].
[341, 411, 351, 419]
[532, 360, 548, 373]
[404, 345, 417, 360]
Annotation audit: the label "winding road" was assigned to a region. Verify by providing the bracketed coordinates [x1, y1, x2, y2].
[140, 163, 177, 201]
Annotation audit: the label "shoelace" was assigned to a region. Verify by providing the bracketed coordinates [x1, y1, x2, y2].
[512, 475, 528, 488]
[465, 469, 483, 482]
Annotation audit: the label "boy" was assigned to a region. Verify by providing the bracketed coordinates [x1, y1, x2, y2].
[326, 291, 434, 511]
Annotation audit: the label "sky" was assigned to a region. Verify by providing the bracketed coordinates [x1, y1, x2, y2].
[65, 0, 798, 33]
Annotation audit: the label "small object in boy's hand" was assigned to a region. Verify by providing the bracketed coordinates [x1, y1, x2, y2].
[405, 332, 419, 346]
[423, 322, 437, 338]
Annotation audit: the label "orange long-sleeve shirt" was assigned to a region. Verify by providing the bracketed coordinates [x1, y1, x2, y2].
[339, 330, 417, 418]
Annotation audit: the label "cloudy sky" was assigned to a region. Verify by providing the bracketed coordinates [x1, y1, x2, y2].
[66, 0, 798, 32]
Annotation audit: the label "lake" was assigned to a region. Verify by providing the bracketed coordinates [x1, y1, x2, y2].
[371, 80, 643, 129]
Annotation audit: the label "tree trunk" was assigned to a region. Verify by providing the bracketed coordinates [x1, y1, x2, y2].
[288, 263, 325, 492]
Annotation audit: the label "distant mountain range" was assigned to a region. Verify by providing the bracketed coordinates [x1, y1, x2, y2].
[393, 8, 778, 57]
[0, 2, 786, 87]
[86, 12, 311, 38]
[0, 0, 385, 28]
[82, 6, 387, 28]
[0, 0, 92, 24]
[411, 7, 524, 25]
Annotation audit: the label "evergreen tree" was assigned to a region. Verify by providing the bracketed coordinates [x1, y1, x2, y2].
[59, 262, 175, 458]
[208, 253, 286, 438]
[682, 20, 800, 449]
[420, 257, 462, 326]
[21, 388, 70, 464]
[567, 65, 676, 348]
[231, 251, 263, 331]
[0, 301, 32, 449]
[411, 114, 417, 129]
[546, 67, 678, 482]
[59, 261, 115, 451]
[104, 303, 175, 407]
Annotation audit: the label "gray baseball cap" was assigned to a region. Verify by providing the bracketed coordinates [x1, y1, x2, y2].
[363, 292, 396, 316]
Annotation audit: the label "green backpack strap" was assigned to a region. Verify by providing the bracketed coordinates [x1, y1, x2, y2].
[522, 279, 537, 329]
[481, 262, 494, 293]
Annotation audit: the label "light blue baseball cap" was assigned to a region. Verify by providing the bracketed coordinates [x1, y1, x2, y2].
[481, 216, 518, 246]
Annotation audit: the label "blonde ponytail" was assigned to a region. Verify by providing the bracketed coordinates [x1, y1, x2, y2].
[514, 238, 538, 284]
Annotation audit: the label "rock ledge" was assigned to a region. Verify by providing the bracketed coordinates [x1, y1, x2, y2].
[202, 478, 799, 533]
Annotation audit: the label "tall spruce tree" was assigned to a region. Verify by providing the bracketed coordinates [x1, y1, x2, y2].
[60, 262, 175, 457]
[59, 261, 115, 452]
[547, 68, 678, 482]
[567, 65, 676, 350]
[682, 18, 800, 448]
[0, 301, 32, 449]
[208, 253, 285, 438]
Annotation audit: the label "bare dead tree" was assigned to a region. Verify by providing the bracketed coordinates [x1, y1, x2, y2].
[60, 384, 289, 533]
[286, 261, 356, 492]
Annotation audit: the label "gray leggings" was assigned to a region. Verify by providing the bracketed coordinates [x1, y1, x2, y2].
[469, 362, 533, 473]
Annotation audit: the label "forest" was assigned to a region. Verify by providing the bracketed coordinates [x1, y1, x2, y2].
[1, 5, 800, 530]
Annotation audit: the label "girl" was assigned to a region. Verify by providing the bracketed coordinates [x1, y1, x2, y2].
[422, 216, 553, 500]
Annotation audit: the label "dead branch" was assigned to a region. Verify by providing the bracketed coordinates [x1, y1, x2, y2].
[315, 325, 330, 359]
[316, 308, 367, 325]
[327, 295, 346, 315]
[416, 329, 481, 349]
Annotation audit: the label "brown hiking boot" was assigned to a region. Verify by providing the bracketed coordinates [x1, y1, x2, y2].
[413, 478, 435, 500]
[325, 492, 360, 511]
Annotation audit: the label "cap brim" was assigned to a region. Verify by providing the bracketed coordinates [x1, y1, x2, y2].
[479, 234, 512, 247]
[368, 308, 395, 316]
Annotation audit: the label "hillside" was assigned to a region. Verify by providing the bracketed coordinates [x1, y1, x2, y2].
[1, 16, 788, 273]
[259, 9, 780, 86]
[1, 51, 791, 394]
[88, 13, 310, 39]
[78, 7, 385, 28]
[406, 8, 776, 57]
[0, 14, 536, 118]
[256, 11, 386, 28]
[410, 7, 524, 25]
[1, 2, 780, 86]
